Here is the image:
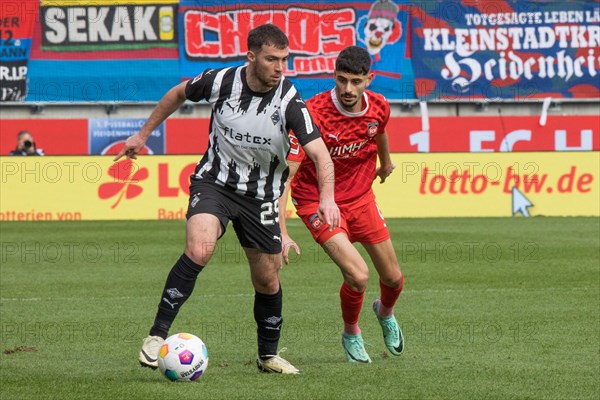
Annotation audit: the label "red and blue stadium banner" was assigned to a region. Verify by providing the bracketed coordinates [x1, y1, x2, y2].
[2, 115, 598, 155]
[410, 0, 600, 100]
[3, 0, 600, 103]
[178, 0, 415, 101]
[25, 0, 181, 102]
[0, 0, 38, 101]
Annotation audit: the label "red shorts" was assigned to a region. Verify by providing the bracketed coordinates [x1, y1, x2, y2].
[295, 191, 390, 245]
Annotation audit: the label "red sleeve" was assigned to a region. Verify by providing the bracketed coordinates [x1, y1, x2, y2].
[378, 94, 391, 134]
[287, 131, 305, 163]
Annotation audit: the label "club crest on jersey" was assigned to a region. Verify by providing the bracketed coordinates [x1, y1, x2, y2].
[271, 110, 281, 125]
[367, 121, 379, 137]
[309, 213, 323, 230]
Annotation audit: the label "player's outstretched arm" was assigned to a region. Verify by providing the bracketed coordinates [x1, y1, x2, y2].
[375, 131, 395, 184]
[278, 160, 301, 265]
[303, 138, 340, 230]
[114, 81, 188, 161]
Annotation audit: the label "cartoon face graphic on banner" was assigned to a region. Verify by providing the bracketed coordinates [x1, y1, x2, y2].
[360, 0, 402, 58]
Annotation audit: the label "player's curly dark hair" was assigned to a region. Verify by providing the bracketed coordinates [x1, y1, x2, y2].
[248, 24, 289, 53]
[335, 46, 372, 75]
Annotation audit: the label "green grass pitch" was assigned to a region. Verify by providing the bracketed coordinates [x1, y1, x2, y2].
[1, 217, 598, 399]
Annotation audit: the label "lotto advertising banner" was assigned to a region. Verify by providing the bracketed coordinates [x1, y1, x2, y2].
[0, 153, 598, 221]
[411, 0, 600, 100]
[0, 156, 199, 221]
[374, 152, 599, 217]
[26, 0, 180, 102]
[0, 0, 39, 101]
[178, 0, 414, 100]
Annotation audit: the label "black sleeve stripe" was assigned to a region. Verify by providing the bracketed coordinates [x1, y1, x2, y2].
[296, 125, 321, 147]
[280, 79, 293, 99]
[185, 68, 219, 102]
[284, 91, 321, 147]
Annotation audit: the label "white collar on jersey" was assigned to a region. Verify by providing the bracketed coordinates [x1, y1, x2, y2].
[330, 88, 369, 117]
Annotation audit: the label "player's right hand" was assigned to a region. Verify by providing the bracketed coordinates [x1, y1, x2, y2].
[317, 198, 340, 231]
[281, 233, 301, 266]
[114, 134, 146, 161]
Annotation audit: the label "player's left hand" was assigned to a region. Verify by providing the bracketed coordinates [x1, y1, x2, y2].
[375, 163, 396, 183]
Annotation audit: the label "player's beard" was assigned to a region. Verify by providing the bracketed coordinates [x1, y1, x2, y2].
[340, 93, 359, 110]
[256, 66, 280, 90]
[247, 64, 279, 92]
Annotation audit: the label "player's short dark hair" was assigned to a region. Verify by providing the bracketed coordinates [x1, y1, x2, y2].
[247, 24, 289, 53]
[335, 46, 372, 75]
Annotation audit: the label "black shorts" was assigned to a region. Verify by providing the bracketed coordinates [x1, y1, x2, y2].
[186, 180, 282, 254]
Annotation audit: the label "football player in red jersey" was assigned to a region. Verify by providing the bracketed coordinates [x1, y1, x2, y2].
[280, 46, 404, 363]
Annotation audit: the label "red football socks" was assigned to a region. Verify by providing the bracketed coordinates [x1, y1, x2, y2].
[340, 281, 364, 335]
[378, 274, 404, 317]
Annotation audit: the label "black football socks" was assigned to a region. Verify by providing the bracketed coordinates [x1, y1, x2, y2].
[254, 286, 283, 359]
[149, 253, 204, 339]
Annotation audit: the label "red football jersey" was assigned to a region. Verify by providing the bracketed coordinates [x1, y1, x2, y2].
[290, 88, 390, 204]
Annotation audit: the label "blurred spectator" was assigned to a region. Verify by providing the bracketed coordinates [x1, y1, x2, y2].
[9, 131, 44, 156]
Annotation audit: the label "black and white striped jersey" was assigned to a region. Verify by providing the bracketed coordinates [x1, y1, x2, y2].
[185, 66, 320, 201]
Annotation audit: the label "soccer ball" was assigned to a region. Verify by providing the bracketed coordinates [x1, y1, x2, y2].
[158, 333, 209, 382]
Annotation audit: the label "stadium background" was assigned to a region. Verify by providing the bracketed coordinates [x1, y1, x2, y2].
[1, 0, 599, 220]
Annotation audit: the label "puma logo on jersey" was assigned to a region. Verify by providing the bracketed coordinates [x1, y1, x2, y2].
[327, 132, 341, 141]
